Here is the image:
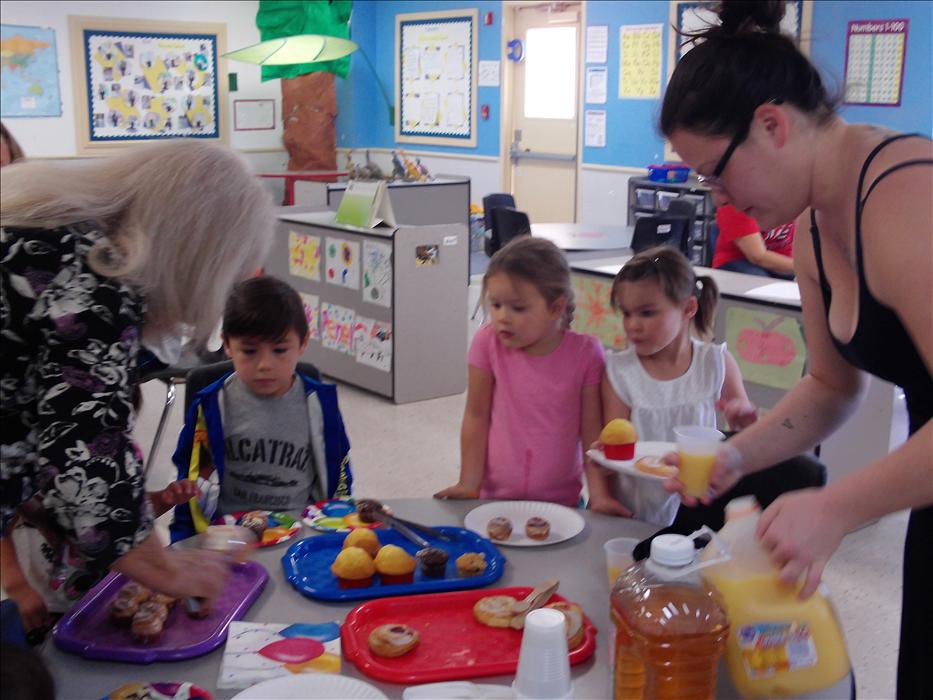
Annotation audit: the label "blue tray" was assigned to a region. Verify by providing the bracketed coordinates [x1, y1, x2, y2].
[282, 526, 506, 601]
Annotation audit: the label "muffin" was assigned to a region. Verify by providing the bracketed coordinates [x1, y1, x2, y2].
[486, 516, 513, 541]
[416, 547, 449, 578]
[456, 552, 488, 577]
[525, 516, 551, 540]
[374, 545, 417, 585]
[600, 419, 638, 460]
[331, 546, 376, 589]
[343, 528, 381, 558]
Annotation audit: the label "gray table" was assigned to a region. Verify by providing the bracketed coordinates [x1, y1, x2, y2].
[40, 499, 656, 699]
[531, 224, 634, 251]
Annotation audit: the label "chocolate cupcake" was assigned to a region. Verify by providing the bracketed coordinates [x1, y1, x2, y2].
[416, 547, 449, 578]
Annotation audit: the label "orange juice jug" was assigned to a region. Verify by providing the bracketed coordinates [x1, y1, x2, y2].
[611, 533, 729, 700]
[701, 497, 851, 698]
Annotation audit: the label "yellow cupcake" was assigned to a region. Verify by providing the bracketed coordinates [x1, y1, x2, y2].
[373, 545, 416, 584]
[331, 546, 376, 589]
[342, 528, 380, 557]
[600, 419, 638, 460]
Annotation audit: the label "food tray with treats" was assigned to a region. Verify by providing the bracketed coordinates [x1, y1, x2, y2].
[303, 498, 384, 532]
[463, 501, 586, 547]
[586, 441, 677, 480]
[282, 526, 505, 602]
[342, 586, 596, 684]
[213, 510, 302, 547]
[53, 562, 268, 663]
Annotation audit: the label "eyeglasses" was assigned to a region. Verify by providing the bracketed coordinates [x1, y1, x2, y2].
[696, 124, 750, 190]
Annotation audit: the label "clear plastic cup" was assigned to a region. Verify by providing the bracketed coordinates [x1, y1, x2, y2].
[512, 608, 573, 699]
[604, 537, 639, 587]
[674, 425, 725, 498]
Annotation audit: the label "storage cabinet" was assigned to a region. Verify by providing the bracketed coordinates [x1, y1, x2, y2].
[627, 177, 716, 265]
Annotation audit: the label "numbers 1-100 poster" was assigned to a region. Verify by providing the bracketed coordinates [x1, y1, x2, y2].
[396, 10, 476, 147]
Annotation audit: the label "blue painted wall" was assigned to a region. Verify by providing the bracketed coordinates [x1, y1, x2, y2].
[337, 1, 932, 165]
[338, 0, 501, 157]
[811, 0, 932, 136]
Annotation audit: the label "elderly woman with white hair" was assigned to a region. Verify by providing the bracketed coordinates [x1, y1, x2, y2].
[0, 140, 275, 633]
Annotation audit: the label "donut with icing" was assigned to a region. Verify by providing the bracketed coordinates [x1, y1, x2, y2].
[368, 623, 420, 657]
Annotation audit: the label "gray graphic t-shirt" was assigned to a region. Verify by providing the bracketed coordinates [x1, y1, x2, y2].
[218, 375, 316, 514]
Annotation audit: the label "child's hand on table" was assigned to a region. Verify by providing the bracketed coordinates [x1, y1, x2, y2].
[717, 398, 758, 431]
[588, 495, 633, 518]
[433, 483, 481, 500]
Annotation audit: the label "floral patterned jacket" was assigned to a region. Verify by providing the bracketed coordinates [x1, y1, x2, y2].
[1, 223, 154, 577]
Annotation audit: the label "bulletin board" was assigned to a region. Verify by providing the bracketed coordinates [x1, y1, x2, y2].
[68, 15, 227, 154]
[395, 8, 477, 148]
[842, 19, 908, 106]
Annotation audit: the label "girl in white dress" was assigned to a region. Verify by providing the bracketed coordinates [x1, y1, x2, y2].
[588, 246, 757, 522]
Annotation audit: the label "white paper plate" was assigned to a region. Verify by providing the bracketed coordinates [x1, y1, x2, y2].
[232, 674, 388, 699]
[403, 681, 514, 699]
[587, 441, 676, 480]
[463, 501, 585, 547]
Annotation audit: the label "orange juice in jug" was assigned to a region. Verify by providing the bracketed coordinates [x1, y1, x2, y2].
[611, 533, 729, 700]
[701, 497, 851, 698]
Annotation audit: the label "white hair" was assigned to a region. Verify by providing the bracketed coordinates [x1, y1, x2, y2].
[0, 140, 275, 347]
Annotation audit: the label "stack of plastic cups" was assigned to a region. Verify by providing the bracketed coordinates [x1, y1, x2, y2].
[512, 608, 574, 699]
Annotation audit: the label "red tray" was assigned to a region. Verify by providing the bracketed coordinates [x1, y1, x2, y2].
[341, 586, 597, 684]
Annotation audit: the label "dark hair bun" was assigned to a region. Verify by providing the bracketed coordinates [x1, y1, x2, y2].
[718, 0, 786, 35]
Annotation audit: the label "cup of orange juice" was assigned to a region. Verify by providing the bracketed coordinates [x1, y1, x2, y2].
[603, 537, 639, 587]
[673, 425, 725, 498]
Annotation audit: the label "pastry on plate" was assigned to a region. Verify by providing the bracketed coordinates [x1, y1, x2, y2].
[131, 600, 170, 643]
[109, 581, 152, 626]
[486, 516, 512, 541]
[545, 601, 586, 649]
[331, 546, 376, 589]
[600, 419, 638, 460]
[343, 528, 381, 558]
[416, 547, 449, 578]
[634, 455, 678, 478]
[239, 510, 269, 536]
[455, 552, 488, 577]
[525, 516, 550, 540]
[473, 595, 518, 628]
[374, 544, 417, 585]
[368, 623, 420, 657]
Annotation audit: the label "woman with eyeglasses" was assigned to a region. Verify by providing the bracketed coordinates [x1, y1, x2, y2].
[658, 1, 931, 697]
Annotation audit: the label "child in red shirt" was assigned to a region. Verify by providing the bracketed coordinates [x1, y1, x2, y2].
[713, 204, 795, 278]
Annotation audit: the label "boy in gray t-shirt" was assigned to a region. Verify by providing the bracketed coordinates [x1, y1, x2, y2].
[169, 277, 352, 541]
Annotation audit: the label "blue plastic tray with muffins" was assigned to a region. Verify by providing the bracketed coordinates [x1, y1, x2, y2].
[281, 526, 506, 601]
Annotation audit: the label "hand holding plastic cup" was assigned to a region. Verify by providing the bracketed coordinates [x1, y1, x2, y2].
[512, 608, 573, 699]
[673, 425, 725, 498]
[604, 537, 639, 587]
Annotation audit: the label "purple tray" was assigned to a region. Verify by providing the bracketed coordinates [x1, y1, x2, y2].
[53, 561, 268, 664]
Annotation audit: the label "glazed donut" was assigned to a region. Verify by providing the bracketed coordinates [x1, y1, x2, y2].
[486, 516, 512, 541]
[634, 456, 678, 478]
[473, 595, 518, 628]
[131, 601, 170, 643]
[368, 623, 420, 657]
[525, 517, 550, 540]
[546, 601, 586, 649]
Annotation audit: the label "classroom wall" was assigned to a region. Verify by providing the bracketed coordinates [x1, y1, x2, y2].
[0, 0, 284, 168]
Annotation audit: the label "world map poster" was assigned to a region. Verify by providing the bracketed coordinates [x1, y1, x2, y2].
[0, 24, 62, 117]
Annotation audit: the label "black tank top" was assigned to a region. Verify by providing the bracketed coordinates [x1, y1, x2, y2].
[809, 133, 933, 435]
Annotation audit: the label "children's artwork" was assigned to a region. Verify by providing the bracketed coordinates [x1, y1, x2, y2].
[397, 9, 477, 147]
[843, 19, 908, 106]
[321, 303, 355, 355]
[619, 24, 662, 99]
[353, 317, 393, 372]
[362, 240, 392, 308]
[325, 237, 360, 289]
[571, 274, 627, 350]
[1, 24, 63, 117]
[217, 621, 341, 690]
[299, 292, 320, 341]
[726, 307, 806, 391]
[69, 16, 226, 153]
[416, 244, 439, 266]
[288, 231, 322, 281]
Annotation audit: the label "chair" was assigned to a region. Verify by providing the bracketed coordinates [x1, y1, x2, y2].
[481, 193, 516, 257]
[183, 360, 322, 417]
[490, 207, 532, 253]
[665, 196, 697, 221]
[631, 215, 692, 257]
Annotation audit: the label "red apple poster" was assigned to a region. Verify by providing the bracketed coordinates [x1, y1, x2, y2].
[726, 307, 806, 390]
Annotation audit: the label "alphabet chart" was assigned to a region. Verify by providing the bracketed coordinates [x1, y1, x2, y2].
[843, 19, 908, 106]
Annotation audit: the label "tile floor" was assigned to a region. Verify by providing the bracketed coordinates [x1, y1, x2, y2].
[136, 280, 906, 700]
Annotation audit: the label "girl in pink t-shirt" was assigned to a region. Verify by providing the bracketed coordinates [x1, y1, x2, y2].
[434, 237, 605, 507]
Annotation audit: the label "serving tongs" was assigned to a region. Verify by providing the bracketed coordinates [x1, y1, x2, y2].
[356, 498, 454, 546]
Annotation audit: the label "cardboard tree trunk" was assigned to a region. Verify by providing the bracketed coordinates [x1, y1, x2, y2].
[281, 71, 337, 171]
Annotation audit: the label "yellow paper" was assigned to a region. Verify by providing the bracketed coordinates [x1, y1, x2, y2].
[619, 24, 662, 99]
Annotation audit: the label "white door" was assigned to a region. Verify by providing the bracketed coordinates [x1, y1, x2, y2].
[506, 3, 581, 223]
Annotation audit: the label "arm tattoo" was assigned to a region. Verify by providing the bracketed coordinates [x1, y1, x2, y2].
[782, 418, 795, 430]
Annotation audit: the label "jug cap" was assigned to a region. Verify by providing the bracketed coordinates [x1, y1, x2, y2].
[725, 496, 760, 521]
[650, 534, 696, 567]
